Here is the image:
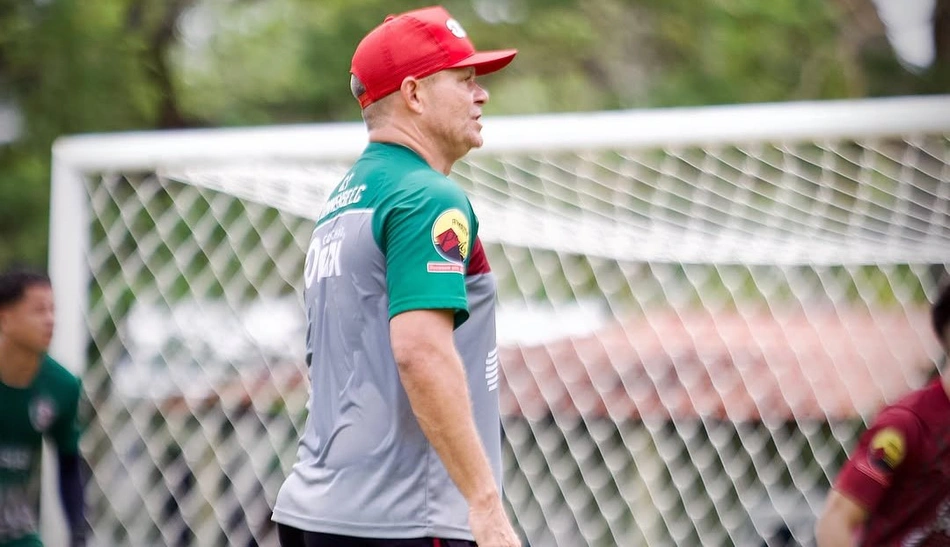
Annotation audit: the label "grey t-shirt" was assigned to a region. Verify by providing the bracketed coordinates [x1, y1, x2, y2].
[272, 143, 501, 540]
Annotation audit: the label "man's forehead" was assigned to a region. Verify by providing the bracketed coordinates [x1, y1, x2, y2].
[22, 284, 53, 301]
[442, 66, 476, 77]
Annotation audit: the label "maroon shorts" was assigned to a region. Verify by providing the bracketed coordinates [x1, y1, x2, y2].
[276, 524, 477, 547]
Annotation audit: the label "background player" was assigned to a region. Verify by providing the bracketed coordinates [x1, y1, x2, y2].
[816, 282, 950, 545]
[0, 269, 86, 547]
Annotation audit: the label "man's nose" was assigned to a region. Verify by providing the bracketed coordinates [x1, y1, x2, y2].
[475, 83, 489, 104]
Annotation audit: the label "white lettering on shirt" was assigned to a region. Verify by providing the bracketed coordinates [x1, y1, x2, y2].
[305, 226, 345, 288]
[320, 185, 366, 219]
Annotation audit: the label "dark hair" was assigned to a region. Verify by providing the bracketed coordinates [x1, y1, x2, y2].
[933, 281, 950, 348]
[0, 268, 51, 309]
[350, 74, 366, 100]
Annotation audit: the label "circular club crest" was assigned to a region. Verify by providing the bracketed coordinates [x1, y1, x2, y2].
[29, 396, 57, 433]
[432, 209, 470, 263]
[869, 427, 905, 471]
[445, 18, 467, 38]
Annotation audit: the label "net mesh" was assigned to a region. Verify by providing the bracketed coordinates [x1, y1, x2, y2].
[75, 128, 949, 546]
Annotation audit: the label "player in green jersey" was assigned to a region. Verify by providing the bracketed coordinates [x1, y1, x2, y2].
[0, 269, 86, 547]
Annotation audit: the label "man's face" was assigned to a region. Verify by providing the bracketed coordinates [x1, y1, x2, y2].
[0, 284, 55, 354]
[420, 67, 489, 157]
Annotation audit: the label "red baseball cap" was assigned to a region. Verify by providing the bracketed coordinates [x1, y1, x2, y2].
[351, 5, 518, 108]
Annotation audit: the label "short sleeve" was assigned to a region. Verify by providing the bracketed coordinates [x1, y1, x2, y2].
[833, 407, 922, 512]
[376, 172, 476, 327]
[50, 377, 82, 455]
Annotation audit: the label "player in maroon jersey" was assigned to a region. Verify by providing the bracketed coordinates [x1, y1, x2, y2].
[816, 282, 950, 546]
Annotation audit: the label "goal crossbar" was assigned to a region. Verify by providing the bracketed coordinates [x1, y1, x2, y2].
[53, 95, 950, 170]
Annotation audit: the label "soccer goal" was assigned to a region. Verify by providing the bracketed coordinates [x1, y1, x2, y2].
[48, 95, 950, 546]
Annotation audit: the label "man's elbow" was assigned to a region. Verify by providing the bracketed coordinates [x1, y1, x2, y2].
[815, 520, 855, 547]
[814, 495, 864, 547]
[814, 513, 837, 546]
[391, 337, 429, 376]
[390, 310, 455, 375]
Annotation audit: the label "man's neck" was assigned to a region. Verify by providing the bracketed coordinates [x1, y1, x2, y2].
[0, 339, 43, 388]
[368, 126, 457, 175]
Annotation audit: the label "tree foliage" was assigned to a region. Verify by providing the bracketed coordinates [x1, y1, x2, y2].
[0, 0, 946, 269]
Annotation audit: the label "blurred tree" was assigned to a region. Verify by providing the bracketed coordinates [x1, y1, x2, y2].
[0, 0, 198, 267]
[0, 0, 946, 269]
[939, 0, 950, 64]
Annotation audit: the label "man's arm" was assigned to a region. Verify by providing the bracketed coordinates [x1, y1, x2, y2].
[49, 372, 86, 547]
[390, 309, 519, 547]
[815, 489, 868, 547]
[57, 451, 87, 547]
[816, 407, 921, 547]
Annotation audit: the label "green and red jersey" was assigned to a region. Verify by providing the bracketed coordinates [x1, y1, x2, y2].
[273, 142, 502, 540]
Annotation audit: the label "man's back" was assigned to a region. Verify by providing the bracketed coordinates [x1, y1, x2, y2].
[272, 142, 502, 540]
[834, 377, 950, 545]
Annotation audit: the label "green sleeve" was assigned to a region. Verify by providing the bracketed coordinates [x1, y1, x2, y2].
[375, 172, 476, 327]
[51, 377, 82, 455]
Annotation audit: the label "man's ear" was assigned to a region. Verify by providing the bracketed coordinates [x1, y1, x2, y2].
[399, 76, 425, 114]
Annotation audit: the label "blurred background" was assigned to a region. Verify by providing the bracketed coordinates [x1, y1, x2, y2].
[4, 1, 950, 547]
[1, 0, 949, 270]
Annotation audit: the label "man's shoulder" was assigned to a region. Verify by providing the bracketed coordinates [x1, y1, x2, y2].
[366, 160, 451, 191]
[862, 381, 948, 454]
[367, 165, 466, 210]
[349, 144, 471, 228]
[887, 379, 949, 420]
[38, 356, 81, 396]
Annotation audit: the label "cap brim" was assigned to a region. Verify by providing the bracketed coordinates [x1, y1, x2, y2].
[449, 49, 518, 76]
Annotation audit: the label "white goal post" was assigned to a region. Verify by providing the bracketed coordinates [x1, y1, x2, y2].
[48, 95, 950, 546]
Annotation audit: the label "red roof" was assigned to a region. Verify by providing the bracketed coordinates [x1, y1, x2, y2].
[499, 306, 941, 422]
[158, 306, 941, 423]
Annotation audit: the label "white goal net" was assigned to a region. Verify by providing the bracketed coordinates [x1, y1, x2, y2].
[48, 96, 950, 547]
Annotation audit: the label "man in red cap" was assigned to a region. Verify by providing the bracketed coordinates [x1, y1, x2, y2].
[272, 5, 520, 547]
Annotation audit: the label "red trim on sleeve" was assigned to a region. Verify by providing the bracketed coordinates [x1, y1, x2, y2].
[467, 237, 491, 276]
[834, 461, 885, 511]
